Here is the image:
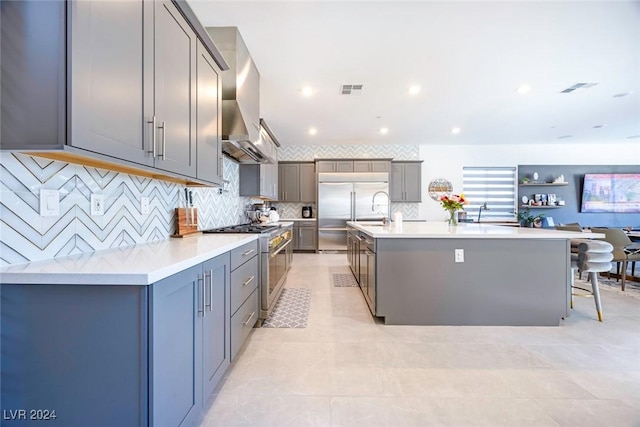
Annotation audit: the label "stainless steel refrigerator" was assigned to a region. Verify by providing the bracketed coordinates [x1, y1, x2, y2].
[317, 172, 389, 250]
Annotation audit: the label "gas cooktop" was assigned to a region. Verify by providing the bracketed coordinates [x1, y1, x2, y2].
[202, 224, 280, 234]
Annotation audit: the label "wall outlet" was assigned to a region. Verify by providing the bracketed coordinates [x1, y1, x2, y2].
[141, 196, 150, 214]
[91, 194, 105, 216]
[40, 189, 60, 217]
[455, 249, 464, 263]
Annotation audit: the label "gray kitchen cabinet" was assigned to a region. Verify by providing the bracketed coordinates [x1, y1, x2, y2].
[293, 221, 317, 251]
[201, 254, 231, 398]
[353, 160, 391, 172]
[240, 162, 279, 200]
[278, 162, 316, 202]
[230, 242, 259, 360]
[0, 0, 227, 186]
[196, 39, 223, 185]
[390, 161, 423, 202]
[317, 160, 354, 172]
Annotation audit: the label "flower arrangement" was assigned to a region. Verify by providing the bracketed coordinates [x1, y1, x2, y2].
[440, 193, 469, 225]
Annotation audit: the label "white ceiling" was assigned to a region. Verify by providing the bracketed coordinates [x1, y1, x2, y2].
[188, 0, 640, 148]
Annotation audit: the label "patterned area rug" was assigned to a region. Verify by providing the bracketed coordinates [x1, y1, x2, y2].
[575, 273, 640, 300]
[262, 288, 311, 328]
[333, 273, 358, 287]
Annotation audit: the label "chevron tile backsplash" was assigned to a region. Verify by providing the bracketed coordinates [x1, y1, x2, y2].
[0, 153, 252, 266]
[277, 144, 419, 161]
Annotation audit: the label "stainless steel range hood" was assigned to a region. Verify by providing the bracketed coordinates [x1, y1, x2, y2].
[207, 27, 273, 163]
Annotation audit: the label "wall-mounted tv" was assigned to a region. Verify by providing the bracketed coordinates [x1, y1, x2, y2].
[581, 173, 640, 213]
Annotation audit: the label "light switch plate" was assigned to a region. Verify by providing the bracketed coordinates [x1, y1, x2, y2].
[91, 194, 105, 216]
[141, 196, 150, 214]
[40, 189, 60, 217]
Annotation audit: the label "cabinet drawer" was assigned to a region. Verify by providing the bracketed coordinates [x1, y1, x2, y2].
[230, 255, 258, 315]
[230, 288, 258, 361]
[230, 240, 259, 270]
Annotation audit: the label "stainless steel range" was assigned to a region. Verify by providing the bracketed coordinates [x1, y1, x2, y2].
[203, 223, 293, 323]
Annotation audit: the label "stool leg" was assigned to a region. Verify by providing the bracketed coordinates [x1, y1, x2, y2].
[570, 268, 575, 309]
[621, 260, 627, 292]
[632, 261, 635, 277]
[590, 272, 603, 322]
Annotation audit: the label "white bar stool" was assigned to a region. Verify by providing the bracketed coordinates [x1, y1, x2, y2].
[570, 239, 614, 322]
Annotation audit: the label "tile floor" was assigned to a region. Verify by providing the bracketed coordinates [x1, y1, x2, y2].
[201, 254, 640, 426]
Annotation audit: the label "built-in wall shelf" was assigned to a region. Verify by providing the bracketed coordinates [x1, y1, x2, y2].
[519, 205, 563, 209]
[519, 182, 569, 186]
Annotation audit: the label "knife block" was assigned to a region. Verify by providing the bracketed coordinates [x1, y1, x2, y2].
[173, 208, 200, 237]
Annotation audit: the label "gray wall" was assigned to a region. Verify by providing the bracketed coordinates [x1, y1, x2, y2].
[518, 165, 640, 228]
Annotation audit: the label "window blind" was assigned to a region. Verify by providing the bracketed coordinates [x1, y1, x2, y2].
[462, 167, 517, 220]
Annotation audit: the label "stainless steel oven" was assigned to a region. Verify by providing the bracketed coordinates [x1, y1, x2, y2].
[262, 227, 292, 319]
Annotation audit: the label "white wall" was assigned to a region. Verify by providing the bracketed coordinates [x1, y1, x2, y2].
[419, 141, 640, 220]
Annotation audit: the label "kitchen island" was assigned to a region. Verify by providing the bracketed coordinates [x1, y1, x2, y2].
[347, 221, 596, 326]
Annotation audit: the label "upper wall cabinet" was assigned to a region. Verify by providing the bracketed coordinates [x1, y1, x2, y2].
[390, 161, 423, 202]
[278, 162, 316, 202]
[353, 160, 391, 173]
[0, 0, 226, 185]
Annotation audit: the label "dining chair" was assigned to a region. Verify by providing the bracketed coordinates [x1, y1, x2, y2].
[591, 228, 640, 291]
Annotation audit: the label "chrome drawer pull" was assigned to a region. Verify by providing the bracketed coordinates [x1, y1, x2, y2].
[197, 275, 205, 317]
[147, 116, 157, 157]
[242, 249, 255, 256]
[205, 270, 213, 311]
[242, 276, 255, 286]
[243, 311, 255, 326]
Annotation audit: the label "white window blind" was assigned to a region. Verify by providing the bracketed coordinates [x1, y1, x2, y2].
[462, 167, 517, 221]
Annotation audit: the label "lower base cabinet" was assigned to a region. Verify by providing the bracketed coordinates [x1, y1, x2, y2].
[293, 221, 317, 251]
[1, 252, 238, 427]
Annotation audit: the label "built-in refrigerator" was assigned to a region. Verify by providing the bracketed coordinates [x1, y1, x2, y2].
[317, 172, 389, 251]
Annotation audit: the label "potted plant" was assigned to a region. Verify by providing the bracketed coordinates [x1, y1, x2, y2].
[517, 207, 545, 227]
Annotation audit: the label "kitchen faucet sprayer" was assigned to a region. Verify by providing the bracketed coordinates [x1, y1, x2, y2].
[371, 191, 391, 224]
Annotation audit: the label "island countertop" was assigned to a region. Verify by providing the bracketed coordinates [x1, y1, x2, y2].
[0, 234, 257, 285]
[347, 221, 601, 239]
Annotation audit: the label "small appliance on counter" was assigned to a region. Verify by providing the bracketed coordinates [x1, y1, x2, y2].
[302, 206, 313, 218]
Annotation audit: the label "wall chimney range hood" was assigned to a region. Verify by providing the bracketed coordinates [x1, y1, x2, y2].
[206, 27, 273, 163]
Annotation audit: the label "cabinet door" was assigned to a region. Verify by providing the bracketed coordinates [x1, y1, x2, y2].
[299, 163, 316, 202]
[299, 225, 317, 250]
[153, 1, 197, 177]
[151, 265, 201, 427]
[371, 161, 390, 172]
[196, 40, 223, 185]
[292, 223, 300, 250]
[336, 161, 354, 172]
[403, 163, 422, 202]
[317, 161, 336, 172]
[202, 254, 230, 398]
[71, 0, 153, 166]
[390, 163, 405, 202]
[353, 161, 371, 172]
[280, 163, 300, 201]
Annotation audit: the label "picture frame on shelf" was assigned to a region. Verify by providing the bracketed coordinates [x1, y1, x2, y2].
[548, 194, 557, 206]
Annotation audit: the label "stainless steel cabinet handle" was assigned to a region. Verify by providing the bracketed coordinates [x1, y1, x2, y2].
[242, 276, 255, 286]
[158, 121, 166, 159]
[242, 249, 255, 256]
[205, 270, 213, 312]
[243, 311, 255, 326]
[147, 116, 157, 157]
[197, 275, 205, 317]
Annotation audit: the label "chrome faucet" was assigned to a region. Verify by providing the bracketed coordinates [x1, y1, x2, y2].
[371, 191, 391, 224]
[477, 202, 489, 223]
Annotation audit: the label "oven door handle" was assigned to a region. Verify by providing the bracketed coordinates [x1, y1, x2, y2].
[270, 239, 292, 258]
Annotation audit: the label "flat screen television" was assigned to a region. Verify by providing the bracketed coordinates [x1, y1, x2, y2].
[580, 173, 640, 213]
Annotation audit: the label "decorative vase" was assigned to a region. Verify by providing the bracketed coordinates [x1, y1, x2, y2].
[447, 209, 458, 226]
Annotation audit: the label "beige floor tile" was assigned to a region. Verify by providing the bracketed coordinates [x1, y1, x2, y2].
[200, 253, 640, 426]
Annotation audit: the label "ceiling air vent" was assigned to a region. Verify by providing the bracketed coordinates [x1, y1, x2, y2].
[340, 84, 363, 95]
[560, 82, 598, 93]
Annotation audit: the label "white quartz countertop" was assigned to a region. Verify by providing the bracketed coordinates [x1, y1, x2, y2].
[347, 221, 602, 239]
[279, 218, 317, 222]
[0, 234, 258, 286]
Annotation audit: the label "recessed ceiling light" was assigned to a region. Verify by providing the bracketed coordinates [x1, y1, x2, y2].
[301, 86, 314, 97]
[613, 91, 633, 98]
[627, 135, 640, 139]
[592, 124, 606, 129]
[450, 127, 461, 135]
[516, 84, 531, 94]
[379, 127, 389, 135]
[558, 135, 573, 139]
[308, 128, 317, 135]
[408, 85, 421, 95]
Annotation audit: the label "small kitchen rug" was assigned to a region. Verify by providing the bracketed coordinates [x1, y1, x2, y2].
[333, 273, 358, 287]
[262, 288, 311, 328]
